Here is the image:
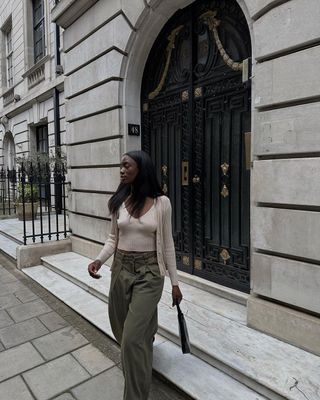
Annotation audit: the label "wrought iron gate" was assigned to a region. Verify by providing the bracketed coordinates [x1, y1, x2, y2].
[141, 0, 251, 292]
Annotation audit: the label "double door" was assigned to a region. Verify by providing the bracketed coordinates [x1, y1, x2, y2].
[141, 0, 251, 292]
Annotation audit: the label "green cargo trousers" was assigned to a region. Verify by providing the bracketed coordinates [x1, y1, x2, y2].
[108, 250, 165, 400]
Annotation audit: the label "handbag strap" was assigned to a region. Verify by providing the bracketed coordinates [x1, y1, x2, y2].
[176, 303, 183, 315]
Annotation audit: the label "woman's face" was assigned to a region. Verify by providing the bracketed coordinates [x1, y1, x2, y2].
[120, 155, 139, 184]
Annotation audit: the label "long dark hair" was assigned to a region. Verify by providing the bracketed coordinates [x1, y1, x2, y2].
[108, 150, 163, 216]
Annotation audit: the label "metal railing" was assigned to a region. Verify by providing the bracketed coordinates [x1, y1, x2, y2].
[0, 168, 17, 216]
[0, 163, 70, 244]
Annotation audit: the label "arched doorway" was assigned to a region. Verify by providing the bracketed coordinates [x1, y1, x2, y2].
[141, 0, 251, 292]
[3, 131, 15, 171]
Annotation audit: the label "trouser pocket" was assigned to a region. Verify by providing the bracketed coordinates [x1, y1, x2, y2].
[110, 257, 122, 293]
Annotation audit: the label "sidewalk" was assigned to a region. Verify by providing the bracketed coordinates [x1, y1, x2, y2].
[0, 214, 70, 245]
[0, 253, 189, 400]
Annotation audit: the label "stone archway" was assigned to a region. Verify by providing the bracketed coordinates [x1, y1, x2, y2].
[3, 131, 15, 171]
[120, 0, 253, 153]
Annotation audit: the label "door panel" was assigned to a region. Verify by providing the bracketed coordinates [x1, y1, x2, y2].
[141, 0, 251, 292]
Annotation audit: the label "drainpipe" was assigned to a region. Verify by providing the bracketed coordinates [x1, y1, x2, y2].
[53, 18, 62, 212]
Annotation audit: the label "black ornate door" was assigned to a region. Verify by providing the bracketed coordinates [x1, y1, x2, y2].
[141, 0, 251, 292]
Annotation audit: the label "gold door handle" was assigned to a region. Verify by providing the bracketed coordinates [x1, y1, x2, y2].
[192, 175, 200, 183]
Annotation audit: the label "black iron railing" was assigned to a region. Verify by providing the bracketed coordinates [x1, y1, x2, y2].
[0, 162, 70, 244]
[0, 168, 17, 216]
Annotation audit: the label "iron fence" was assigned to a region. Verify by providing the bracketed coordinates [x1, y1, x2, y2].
[0, 163, 70, 244]
[0, 168, 17, 216]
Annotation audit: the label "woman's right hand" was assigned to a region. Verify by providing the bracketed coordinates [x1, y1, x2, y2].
[88, 260, 102, 279]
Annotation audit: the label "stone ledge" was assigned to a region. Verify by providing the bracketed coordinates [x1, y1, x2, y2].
[17, 239, 72, 269]
[51, 0, 99, 29]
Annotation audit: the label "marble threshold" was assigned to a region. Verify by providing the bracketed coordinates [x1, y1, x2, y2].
[21, 251, 320, 400]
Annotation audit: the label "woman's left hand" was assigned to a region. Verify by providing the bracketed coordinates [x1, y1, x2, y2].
[172, 285, 183, 306]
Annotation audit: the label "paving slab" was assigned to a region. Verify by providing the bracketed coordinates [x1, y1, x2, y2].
[6, 298, 52, 322]
[38, 311, 69, 332]
[0, 293, 21, 310]
[72, 344, 115, 376]
[0, 342, 44, 382]
[0, 310, 14, 328]
[0, 281, 26, 296]
[32, 326, 88, 360]
[23, 354, 90, 400]
[0, 376, 34, 400]
[0, 270, 17, 284]
[71, 367, 124, 400]
[14, 288, 39, 303]
[0, 317, 49, 348]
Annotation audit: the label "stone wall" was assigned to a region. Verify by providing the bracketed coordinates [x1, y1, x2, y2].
[249, 0, 320, 352]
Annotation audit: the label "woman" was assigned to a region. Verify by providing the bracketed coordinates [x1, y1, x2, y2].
[88, 150, 183, 400]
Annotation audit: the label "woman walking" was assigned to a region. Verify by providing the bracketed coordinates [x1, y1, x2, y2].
[88, 150, 183, 400]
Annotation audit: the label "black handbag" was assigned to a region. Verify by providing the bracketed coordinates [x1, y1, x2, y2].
[176, 303, 191, 354]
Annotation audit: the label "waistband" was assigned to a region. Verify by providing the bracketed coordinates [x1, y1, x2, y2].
[115, 249, 157, 261]
[115, 250, 158, 273]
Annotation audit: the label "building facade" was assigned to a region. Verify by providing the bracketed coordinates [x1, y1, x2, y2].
[0, 0, 65, 174]
[51, 0, 319, 356]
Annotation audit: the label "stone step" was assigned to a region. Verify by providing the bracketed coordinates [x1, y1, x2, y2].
[38, 252, 320, 400]
[0, 232, 18, 260]
[22, 264, 268, 400]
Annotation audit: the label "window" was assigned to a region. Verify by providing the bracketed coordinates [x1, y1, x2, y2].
[5, 27, 13, 87]
[33, 0, 45, 63]
[36, 125, 48, 154]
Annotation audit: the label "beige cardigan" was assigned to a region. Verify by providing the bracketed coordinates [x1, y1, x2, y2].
[96, 195, 179, 286]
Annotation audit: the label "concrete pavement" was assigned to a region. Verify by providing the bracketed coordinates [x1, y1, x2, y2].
[0, 253, 190, 400]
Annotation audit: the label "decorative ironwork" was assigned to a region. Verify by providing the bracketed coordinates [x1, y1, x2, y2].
[220, 162, 229, 176]
[194, 87, 203, 98]
[183, 256, 190, 266]
[192, 175, 200, 184]
[142, 0, 251, 292]
[181, 90, 189, 102]
[162, 183, 168, 194]
[194, 259, 202, 270]
[221, 184, 229, 198]
[162, 165, 168, 176]
[201, 10, 243, 72]
[148, 25, 184, 100]
[220, 249, 231, 264]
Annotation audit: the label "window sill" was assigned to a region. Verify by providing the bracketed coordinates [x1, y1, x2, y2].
[2, 87, 14, 107]
[22, 55, 50, 89]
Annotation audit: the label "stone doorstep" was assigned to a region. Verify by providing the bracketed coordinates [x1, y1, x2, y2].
[0, 232, 18, 260]
[37, 252, 320, 400]
[22, 264, 267, 400]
